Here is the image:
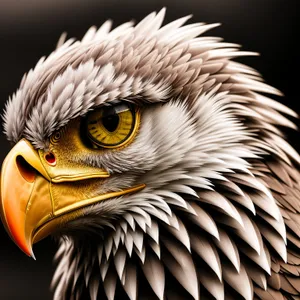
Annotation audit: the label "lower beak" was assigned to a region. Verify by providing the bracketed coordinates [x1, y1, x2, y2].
[0, 139, 144, 258]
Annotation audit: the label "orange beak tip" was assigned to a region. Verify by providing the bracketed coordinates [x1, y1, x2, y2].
[19, 243, 35, 259]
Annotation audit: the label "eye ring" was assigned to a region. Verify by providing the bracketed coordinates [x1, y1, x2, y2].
[50, 131, 61, 144]
[86, 103, 140, 149]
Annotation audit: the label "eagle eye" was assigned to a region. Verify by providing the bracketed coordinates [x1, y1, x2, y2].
[86, 102, 140, 149]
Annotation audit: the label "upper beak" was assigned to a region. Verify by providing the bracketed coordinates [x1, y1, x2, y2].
[0, 139, 52, 257]
[0, 139, 144, 258]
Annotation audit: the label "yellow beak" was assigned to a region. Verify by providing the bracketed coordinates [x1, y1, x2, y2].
[0, 139, 144, 258]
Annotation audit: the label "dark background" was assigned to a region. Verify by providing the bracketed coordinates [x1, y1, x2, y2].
[0, 0, 299, 299]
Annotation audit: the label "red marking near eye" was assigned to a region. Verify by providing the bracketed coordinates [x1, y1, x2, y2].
[45, 152, 56, 166]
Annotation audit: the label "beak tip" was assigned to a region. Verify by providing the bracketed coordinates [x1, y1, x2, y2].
[30, 248, 36, 260]
[23, 247, 36, 260]
[19, 241, 35, 260]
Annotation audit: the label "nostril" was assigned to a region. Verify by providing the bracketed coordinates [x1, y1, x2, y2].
[16, 156, 36, 183]
[44, 152, 56, 166]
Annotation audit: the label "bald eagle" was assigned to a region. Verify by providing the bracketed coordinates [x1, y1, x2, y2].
[1, 8, 300, 300]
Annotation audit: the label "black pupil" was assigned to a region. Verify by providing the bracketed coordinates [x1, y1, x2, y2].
[101, 109, 120, 132]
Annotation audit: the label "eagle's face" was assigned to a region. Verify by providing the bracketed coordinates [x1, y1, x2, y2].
[1, 9, 299, 300]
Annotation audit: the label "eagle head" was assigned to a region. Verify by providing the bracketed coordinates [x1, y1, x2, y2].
[1, 9, 300, 300]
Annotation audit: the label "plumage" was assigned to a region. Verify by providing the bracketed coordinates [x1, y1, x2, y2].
[1, 8, 300, 300]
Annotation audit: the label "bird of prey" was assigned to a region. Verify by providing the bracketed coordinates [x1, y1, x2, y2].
[1, 8, 300, 300]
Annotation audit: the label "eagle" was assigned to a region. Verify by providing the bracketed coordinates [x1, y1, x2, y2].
[1, 8, 300, 300]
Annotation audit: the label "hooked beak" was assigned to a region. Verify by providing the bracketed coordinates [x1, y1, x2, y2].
[0, 139, 145, 258]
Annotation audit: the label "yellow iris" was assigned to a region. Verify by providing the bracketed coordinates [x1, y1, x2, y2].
[86, 103, 140, 148]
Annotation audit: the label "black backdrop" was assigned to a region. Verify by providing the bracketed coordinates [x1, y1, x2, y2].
[0, 0, 299, 299]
